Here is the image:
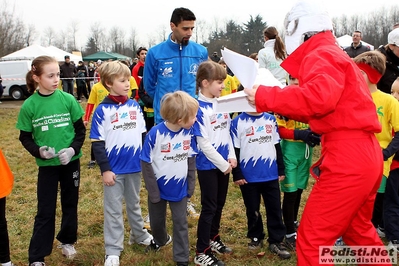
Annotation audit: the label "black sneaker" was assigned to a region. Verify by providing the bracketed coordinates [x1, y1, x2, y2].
[284, 235, 296, 251]
[145, 239, 160, 253]
[194, 250, 225, 266]
[176, 262, 188, 266]
[294, 221, 300, 230]
[248, 237, 263, 250]
[210, 236, 232, 254]
[269, 243, 291, 259]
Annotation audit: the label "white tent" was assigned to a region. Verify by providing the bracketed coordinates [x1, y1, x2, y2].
[0, 44, 82, 62]
[336, 34, 374, 50]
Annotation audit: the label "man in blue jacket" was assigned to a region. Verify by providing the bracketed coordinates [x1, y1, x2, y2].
[143, 7, 208, 124]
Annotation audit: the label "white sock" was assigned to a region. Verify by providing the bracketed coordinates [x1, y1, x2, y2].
[2, 262, 13, 266]
[286, 232, 297, 238]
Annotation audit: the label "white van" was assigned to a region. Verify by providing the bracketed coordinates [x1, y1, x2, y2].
[0, 60, 32, 100]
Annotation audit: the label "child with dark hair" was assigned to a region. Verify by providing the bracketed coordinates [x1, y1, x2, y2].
[193, 61, 237, 266]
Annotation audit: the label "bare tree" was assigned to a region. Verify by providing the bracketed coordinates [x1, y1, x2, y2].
[89, 22, 106, 51]
[0, 1, 27, 57]
[25, 24, 36, 47]
[42, 26, 56, 46]
[69, 20, 80, 51]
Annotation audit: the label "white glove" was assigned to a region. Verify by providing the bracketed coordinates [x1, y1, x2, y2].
[58, 147, 75, 165]
[39, 146, 57, 159]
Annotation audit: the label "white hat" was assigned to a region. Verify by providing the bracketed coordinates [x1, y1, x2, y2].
[388, 28, 399, 45]
[284, 0, 333, 54]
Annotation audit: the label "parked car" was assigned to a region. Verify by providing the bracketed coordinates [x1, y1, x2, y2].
[0, 60, 31, 100]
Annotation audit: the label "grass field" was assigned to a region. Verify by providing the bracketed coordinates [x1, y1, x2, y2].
[0, 104, 319, 266]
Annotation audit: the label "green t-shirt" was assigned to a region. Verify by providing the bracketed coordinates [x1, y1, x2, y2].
[16, 90, 84, 166]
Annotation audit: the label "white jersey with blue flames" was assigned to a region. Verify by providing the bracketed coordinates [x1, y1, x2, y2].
[140, 122, 196, 202]
[90, 99, 146, 174]
[230, 112, 280, 182]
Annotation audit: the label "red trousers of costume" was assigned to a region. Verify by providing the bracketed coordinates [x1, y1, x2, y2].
[296, 131, 392, 266]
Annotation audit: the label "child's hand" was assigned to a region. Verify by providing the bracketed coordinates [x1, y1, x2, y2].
[223, 165, 232, 175]
[228, 158, 237, 168]
[39, 146, 57, 159]
[102, 171, 116, 186]
[234, 179, 248, 186]
[278, 175, 285, 181]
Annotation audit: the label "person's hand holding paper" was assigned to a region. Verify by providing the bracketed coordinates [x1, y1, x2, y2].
[214, 48, 284, 113]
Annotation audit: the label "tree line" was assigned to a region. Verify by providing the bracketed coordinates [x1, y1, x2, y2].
[1, 2, 398, 59]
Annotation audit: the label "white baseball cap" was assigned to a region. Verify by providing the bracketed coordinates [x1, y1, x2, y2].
[388, 28, 399, 45]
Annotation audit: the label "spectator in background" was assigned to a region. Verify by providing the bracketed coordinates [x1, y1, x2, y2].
[210, 51, 220, 62]
[76, 61, 89, 102]
[377, 28, 399, 94]
[249, 52, 258, 62]
[87, 61, 95, 92]
[132, 47, 155, 132]
[258, 26, 288, 86]
[60, 55, 77, 95]
[344, 30, 370, 58]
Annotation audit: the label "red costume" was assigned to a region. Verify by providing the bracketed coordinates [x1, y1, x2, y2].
[254, 31, 390, 266]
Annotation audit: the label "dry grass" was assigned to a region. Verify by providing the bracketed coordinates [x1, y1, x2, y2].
[0, 104, 319, 266]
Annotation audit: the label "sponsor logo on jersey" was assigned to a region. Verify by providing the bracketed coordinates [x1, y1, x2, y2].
[129, 110, 137, 120]
[245, 126, 255, 136]
[110, 112, 118, 123]
[161, 143, 171, 153]
[266, 124, 273, 134]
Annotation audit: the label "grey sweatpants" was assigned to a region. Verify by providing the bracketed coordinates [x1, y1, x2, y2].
[103, 172, 151, 256]
[148, 197, 189, 263]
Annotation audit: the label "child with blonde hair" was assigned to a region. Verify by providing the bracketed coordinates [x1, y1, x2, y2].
[141, 91, 198, 266]
[89, 61, 152, 266]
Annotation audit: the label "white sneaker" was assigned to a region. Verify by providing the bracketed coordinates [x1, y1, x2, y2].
[187, 201, 200, 219]
[376, 226, 385, 238]
[2, 262, 16, 266]
[60, 244, 77, 259]
[104, 255, 119, 266]
[138, 234, 154, 246]
[30, 262, 45, 266]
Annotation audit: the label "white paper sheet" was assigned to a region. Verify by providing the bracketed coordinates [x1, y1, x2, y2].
[214, 91, 256, 113]
[215, 48, 284, 113]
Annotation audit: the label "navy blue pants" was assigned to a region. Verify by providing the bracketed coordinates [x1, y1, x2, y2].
[196, 169, 229, 253]
[239, 179, 286, 244]
[384, 168, 399, 241]
[28, 159, 80, 263]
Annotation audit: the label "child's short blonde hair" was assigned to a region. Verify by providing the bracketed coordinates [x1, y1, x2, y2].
[353, 51, 386, 84]
[100, 61, 131, 90]
[160, 91, 199, 124]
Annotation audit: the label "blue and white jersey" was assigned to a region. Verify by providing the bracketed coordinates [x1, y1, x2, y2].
[90, 99, 146, 174]
[193, 98, 232, 170]
[140, 122, 196, 202]
[230, 112, 280, 182]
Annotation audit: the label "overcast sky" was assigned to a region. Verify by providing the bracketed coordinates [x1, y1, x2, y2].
[7, 0, 397, 49]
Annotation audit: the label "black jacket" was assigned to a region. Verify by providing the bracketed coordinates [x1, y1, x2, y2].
[344, 42, 370, 58]
[377, 45, 399, 94]
[60, 62, 77, 79]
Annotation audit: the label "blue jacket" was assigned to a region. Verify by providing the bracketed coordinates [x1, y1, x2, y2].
[143, 33, 208, 124]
